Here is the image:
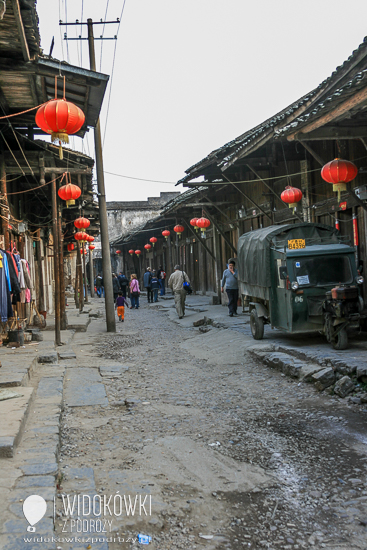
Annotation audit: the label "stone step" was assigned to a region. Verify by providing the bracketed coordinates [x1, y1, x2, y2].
[0, 387, 35, 458]
[0, 357, 37, 388]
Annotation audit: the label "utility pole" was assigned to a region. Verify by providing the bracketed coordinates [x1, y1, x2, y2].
[51, 172, 61, 345]
[61, 17, 117, 331]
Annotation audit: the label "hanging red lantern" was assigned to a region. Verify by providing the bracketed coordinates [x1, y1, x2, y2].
[75, 231, 88, 243]
[86, 235, 95, 243]
[79, 248, 87, 255]
[58, 183, 81, 207]
[135, 250, 141, 257]
[128, 249, 135, 256]
[190, 218, 199, 232]
[89, 245, 95, 251]
[196, 217, 211, 233]
[74, 216, 90, 230]
[280, 186, 303, 212]
[162, 230, 170, 240]
[115, 250, 121, 255]
[67, 243, 74, 252]
[174, 225, 185, 237]
[149, 237, 157, 246]
[144, 244, 152, 250]
[35, 98, 85, 159]
[321, 158, 358, 201]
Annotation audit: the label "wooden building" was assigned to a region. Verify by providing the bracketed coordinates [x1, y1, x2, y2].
[114, 37, 367, 304]
[0, 1, 108, 327]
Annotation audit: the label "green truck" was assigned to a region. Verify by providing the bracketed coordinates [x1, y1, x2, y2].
[237, 223, 365, 350]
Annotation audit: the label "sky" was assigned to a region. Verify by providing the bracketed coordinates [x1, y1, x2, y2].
[37, 0, 367, 202]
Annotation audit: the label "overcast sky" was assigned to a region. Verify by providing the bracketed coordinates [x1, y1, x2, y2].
[38, 1, 367, 202]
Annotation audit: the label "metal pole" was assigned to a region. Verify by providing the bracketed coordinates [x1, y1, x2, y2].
[51, 172, 61, 345]
[82, 241, 88, 303]
[87, 18, 115, 332]
[89, 249, 95, 297]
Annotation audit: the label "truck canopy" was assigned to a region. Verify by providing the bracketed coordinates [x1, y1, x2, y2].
[237, 223, 341, 288]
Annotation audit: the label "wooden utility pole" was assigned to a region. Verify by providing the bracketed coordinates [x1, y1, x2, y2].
[51, 172, 61, 345]
[87, 19, 115, 330]
[58, 205, 67, 330]
[76, 244, 84, 312]
[82, 241, 88, 303]
[89, 249, 95, 297]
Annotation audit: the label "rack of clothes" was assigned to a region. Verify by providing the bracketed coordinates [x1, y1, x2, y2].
[0, 244, 32, 324]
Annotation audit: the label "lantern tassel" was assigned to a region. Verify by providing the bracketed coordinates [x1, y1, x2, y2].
[59, 141, 63, 160]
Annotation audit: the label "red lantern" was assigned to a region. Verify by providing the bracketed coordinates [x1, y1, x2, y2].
[35, 99, 85, 159]
[321, 158, 358, 201]
[89, 245, 95, 251]
[174, 225, 185, 237]
[129, 249, 134, 256]
[75, 231, 88, 243]
[144, 244, 152, 250]
[86, 235, 95, 243]
[280, 186, 303, 212]
[149, 237, 157, 246]
[135, 250, 141, 257]
[67, 243, 74, 252]
[116, 250, 121, 255]
[162, 230, 170, 240]
[196, 217, 211, 232]
[74, 216, 90, 230]
[58, 183, 81, 208]
[190, 218, 199, 232]
[79, 248, 87, 255]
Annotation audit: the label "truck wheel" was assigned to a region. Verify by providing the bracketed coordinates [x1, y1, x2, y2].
[250, 309, 264, 340]
[332, 327, 348, 350]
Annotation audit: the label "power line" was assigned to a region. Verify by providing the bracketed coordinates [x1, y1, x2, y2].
[99, 0, 110, 72]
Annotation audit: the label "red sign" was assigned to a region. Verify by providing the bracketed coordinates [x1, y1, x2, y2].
[353, 214, 359, 247]
[339, 201, 347, 210]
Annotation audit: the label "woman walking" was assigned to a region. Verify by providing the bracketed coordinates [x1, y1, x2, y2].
[129, 274, 140, 309]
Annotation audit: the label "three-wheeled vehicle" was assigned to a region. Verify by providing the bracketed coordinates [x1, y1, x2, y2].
[237, 223, 365, 350]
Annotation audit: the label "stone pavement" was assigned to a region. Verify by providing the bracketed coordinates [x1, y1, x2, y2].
[0, 291, 366, 549]
[0, 297, 104, 550]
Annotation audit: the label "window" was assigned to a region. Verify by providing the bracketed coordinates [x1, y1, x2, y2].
[292, 255, 353, 286]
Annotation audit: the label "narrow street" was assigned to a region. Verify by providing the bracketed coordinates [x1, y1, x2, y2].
[2, 295, 366, 550]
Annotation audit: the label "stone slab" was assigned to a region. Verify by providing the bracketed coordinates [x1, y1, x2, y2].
[37, 353, 58, 364]
[21, 462, 58, 476]
[15, 475, 56, 488]
[64, 368, 108, 407]
[99, 365, 129, 377]
[58, 351, 77, 360]
[0, 388, 34, 458]
[36, 377, 63, 400]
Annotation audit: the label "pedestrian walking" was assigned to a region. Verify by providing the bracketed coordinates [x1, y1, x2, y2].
[115, 292, 129, 322]
[95, 273, 103, 298]
[129, 274, 140, 309]
[150, 270, 159, 302]
[118, 271, 129, 298]
[143, 267, 153, 303]
[112, 273, 120, 301]
[168, 265, 190, 319]
[221, 259, 238, 316]
[157, 265, 166, 296]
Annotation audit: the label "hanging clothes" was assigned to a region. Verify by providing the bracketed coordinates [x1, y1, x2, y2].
[1, 252, 14, 319]
[21, 259, 32, 303]
[0, 252, 10, 322]
[4, 251, 20, 296]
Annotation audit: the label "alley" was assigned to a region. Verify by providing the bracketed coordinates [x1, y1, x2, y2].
[1, 296, 367, 550]
[16, 296, 367, 550]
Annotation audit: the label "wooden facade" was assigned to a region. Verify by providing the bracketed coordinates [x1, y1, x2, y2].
[115, 38, 367, 306]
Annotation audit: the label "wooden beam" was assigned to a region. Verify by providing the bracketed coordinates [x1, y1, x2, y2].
[246, 164, 303, 222]
[182, 219, 217, 262]
[287, 87, 367, 141]
[295, 126, 367, 141]
[11, 0, 31, 62]
[221, 174, 273, 222]
[202, 209, 237, 255]
[4, 166, 92, 175]
[299, 142, 325, 167]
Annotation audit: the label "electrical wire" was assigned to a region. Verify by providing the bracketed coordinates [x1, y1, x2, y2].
[80, 0, 84, 66]
[102, 0, 127, 147]
[58, 0, 65, 60]
[99, 0, 110, 72]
